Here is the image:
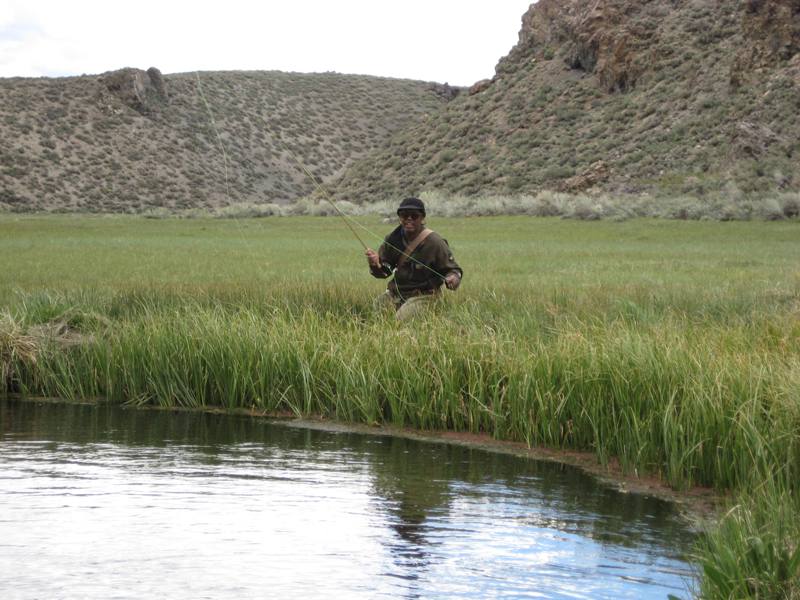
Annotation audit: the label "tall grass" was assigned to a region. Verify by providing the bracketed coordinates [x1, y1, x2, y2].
[696, 481, 800, 599]
[1, 215, 799, 597]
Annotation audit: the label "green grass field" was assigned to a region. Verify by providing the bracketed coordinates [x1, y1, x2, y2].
[3, 213, 797, 300]
[1, 214, 799, 597]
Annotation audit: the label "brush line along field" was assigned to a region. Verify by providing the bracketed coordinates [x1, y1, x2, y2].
[1, 215, 798, 597]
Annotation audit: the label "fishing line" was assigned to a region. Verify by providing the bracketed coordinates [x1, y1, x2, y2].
[194, 72, 231, 201]
[194, 72, 265, 272]
[197, 72, 452, 289]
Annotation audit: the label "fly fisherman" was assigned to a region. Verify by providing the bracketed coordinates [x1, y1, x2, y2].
[365, 197, 462, 320]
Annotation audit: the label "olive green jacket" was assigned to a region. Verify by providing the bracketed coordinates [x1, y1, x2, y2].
[370, 226, 462, 297]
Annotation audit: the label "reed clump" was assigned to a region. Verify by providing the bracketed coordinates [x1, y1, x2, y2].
[7, 289, 796, 492]
[696, 482, 800, 599]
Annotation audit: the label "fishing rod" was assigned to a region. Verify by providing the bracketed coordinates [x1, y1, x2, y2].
[272, 133, 450, 284]
[286, 154, 453, 285]
[281, 146, 368, 251]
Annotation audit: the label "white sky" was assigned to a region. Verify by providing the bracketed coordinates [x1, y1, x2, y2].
[0, 1, 534, 86]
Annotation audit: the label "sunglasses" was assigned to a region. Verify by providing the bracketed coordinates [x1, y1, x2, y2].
[398, 212, 423, 221]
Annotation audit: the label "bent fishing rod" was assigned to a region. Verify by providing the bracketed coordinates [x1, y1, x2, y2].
[283, 151, 451, 284]
[280, 145, 369, 251]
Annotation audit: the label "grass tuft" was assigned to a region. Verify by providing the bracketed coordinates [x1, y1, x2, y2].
[0, 311, 38, 393]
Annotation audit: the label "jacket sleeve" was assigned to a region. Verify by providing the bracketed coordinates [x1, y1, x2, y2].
[433, 238, 462, 281]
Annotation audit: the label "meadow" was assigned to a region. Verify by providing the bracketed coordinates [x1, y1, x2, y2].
[1, 214, 799, 597]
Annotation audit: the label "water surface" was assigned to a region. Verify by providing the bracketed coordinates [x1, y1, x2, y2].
[0, 399, 696, 599]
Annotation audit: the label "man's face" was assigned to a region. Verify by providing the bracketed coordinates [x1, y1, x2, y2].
[398, 211, 424, 236]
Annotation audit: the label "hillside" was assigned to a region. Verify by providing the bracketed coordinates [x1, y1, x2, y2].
[326, 0, 800, 203]
[0, 69, 450, 212]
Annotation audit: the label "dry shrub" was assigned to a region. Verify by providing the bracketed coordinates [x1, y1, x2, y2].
[0, 312, 37, 392]
[215, 203, 286, 218]
[27, 320, 95, 348]
[782, 194, 800, 219]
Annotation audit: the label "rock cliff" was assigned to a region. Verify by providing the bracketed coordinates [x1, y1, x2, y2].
[327, 0, 800, 202]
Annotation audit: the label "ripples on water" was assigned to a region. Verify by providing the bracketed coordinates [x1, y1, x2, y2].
[0, 400, 696, 599]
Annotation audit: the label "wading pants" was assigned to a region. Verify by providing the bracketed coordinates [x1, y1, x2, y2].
[374, 290, 440, 322]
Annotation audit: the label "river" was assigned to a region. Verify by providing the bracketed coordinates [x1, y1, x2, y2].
[0, 399, 696, 599]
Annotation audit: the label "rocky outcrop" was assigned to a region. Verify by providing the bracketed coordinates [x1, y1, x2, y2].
[743, 0, 800, 63]
[571, 2, 658, 93]
[428, 82, 461, 101]
[732, 120, 783, 158]
[508, 0, 798, 92]
[146, 67, 167, 100]
[557, 161, 610, 192]
[322, 0, 800, 201]
[100, 67, 168, 114]
[500, 0, 658, 92]
[468, 79, 492, 95]
[731, 0, 800, 85]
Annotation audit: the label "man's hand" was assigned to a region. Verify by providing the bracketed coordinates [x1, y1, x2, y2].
[444, 272, 461, 290]
[365, 248, 381, 269]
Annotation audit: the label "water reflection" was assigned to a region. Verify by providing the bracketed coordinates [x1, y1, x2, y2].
[0, 399, 696, 599]
[369, 437, 453, 579]
[360, 435, 696, 599]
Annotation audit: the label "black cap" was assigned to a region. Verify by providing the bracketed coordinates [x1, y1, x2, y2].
[396, 197, 426, 215]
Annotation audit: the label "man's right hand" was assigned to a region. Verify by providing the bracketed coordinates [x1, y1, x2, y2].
[365, 248, 381, 269]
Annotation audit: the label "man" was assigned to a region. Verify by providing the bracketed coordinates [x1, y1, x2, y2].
[365, 197, 462, 320]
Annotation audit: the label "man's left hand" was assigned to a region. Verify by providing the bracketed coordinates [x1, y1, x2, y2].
[444, 272, 461, 290]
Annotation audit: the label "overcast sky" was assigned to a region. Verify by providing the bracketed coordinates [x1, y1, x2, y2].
[0, 1, 534, 86]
